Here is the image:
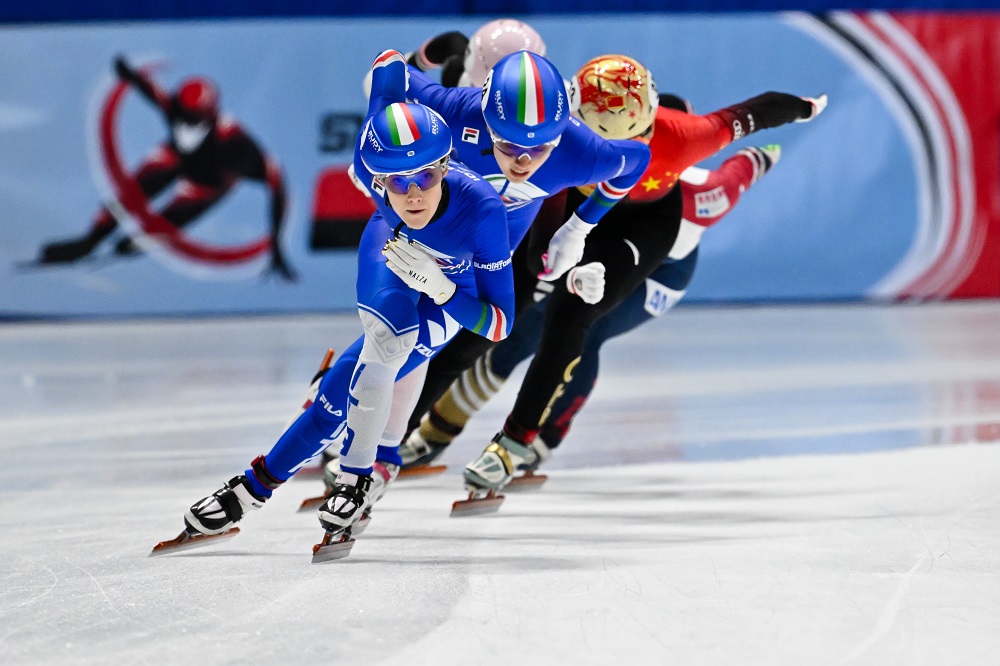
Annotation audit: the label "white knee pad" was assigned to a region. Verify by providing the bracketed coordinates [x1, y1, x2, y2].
[358, 310, 418, 368]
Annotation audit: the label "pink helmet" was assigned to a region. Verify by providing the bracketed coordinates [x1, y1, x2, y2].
[462, 19, 546, 88]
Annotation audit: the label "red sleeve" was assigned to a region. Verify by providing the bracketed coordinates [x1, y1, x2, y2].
[628, 107, 733, 204]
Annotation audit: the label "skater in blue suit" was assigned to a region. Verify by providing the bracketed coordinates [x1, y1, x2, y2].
[165, 51, 514, 557]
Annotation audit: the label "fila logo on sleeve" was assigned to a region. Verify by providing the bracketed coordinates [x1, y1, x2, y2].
[462, 127, 480, 143]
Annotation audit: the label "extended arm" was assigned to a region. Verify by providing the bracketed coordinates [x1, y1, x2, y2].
[113, 55, 170, 115]
[649, 92, 826, 192]
[405, 31, 468, 72]
[227, 129, 295, 281]
[714, 92, 826, 141]
[368, 50, 410, 117]
[263, 157, 295, 280]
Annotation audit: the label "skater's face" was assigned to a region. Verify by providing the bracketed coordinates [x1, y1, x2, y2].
[491, 133, 558, 183]
[172, 120, 212, 153]
[384, 164, 447, 230]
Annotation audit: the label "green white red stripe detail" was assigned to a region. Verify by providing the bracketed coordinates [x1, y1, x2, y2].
[386, 102, 421, 146]
[518, 52, 545, 126]
[475, 303, 508, 342]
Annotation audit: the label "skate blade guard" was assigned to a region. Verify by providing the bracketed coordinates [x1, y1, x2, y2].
[398, 464, 447, 480]
[311, 531, 356, 563]
[450, 489, 505, 517]
[503, 470, 548, 492]
[149, 527, 241, 557]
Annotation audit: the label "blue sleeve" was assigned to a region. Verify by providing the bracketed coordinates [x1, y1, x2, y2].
[440, 199, 515, 342]
[354, 51, 411, 201]
[406, 65, 476, 126]
[368, 51, 409, 118]
[575, 135, 651, 224]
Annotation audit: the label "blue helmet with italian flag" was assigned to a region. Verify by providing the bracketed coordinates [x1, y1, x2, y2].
[359, 101, 453, 175]
[481, 50, 569, 147]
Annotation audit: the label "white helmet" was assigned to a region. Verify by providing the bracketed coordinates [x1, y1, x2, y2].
[460, 19, 547, 88]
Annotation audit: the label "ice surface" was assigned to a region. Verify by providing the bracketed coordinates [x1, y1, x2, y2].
[1, 303, 998, 665]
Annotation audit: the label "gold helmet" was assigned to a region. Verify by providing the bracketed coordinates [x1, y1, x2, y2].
[571, 54, 658, 140]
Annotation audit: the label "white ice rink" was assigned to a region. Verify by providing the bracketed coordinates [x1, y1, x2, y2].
[1, 301, 998, 665]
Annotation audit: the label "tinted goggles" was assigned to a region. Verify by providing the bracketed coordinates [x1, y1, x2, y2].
[490, 132, 560, 161]
[379, 159, 448, 195]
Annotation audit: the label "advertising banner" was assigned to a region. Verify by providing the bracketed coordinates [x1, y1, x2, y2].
[1, 12, 998, 316]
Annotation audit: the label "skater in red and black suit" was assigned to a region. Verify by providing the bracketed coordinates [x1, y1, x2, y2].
[38, 55, 295, 280]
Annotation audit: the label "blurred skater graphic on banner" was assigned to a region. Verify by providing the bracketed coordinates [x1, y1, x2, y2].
[35, 55, 296, 280]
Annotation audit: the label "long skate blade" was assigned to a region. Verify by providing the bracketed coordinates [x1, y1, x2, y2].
[149, 527, 240, 557]
[504, 472, 548, 492]
[296, 494, 327, 513]
[311, 532, 355, 563]
[450, 493, 505, 517]
[398, 464, 447, 480]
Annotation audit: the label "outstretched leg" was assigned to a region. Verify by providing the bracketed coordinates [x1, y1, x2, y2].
[39, 145, 180, 263]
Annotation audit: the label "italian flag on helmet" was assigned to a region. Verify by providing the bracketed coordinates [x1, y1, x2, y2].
[385, 102, 422, 145]
[518, 52, 546, 127]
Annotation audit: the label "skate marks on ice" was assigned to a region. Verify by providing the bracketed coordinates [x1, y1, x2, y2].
[3, 305, 1000, 663]
[6, 451, 1000, 664]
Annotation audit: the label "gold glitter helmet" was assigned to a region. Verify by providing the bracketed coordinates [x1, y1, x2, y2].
[570, 54, 658, 140]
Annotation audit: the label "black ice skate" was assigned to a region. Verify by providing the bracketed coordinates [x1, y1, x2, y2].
[150, 474, 268, 557]
[311, 471, 374, 563]
[297, 458, 398, 520]
[351, 460, 399, 535]
[39, 237, 102, 264]
[113, 236, 142, 256]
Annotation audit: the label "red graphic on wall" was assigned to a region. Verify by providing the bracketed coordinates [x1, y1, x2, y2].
[887, 13, 1000, 299]
[310, 166, 376, 249]
[35, 56, 294, 280]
